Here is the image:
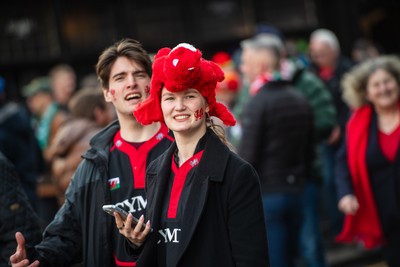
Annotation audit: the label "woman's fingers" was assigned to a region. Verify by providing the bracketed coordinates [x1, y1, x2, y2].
[119, 214, 151, 246]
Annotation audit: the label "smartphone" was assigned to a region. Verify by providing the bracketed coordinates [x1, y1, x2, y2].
[102, 204, 149, 231]
[102, 204, 129, 221]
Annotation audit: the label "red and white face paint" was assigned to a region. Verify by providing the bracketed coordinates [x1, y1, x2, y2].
[194, 108, 204, 121]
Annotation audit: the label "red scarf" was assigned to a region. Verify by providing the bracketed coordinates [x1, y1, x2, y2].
[336, 105, 385, 249]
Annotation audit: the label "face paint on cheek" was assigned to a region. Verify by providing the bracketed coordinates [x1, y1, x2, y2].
[145, 85, 150, 95]
[194, 108, 204, 121]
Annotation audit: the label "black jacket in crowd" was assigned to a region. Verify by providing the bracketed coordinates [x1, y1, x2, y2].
[26, 120, 172, 266]
[129, 130, 270, 267]
[239, 81, 314, 193]
[0, 102, 43, 205]
[0, 152, 42, 267]
[309, 56, 353, 144]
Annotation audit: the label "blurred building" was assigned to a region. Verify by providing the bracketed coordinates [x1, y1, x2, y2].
[0, 0, 399, 99]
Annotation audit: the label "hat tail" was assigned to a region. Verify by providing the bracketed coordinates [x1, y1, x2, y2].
[211, 102, 236, 126]
[134, 96, 163, 125]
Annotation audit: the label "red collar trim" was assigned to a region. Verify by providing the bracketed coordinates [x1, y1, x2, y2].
[167, 150, 204, 218]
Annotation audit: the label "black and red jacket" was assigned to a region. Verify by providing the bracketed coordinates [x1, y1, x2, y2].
[26, 120, 173, 266]
[129, 130, 270, 267]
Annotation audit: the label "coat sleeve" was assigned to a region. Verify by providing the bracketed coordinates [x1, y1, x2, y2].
[238, 96, 265, 168]
[0, 155, 42, 266]
[335, 135, 354, 199]
[294, 70, 336, 141]
[227, 160, 270, 267]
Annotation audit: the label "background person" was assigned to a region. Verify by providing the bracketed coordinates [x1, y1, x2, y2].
[0, 151, 42, 267]
[22, 76, 70, 228]
[45, 88, 115, 204]
[49, 64, 77, 111]
[336, 55, 400, 266]
[238, 33, 314, 267]
[0, 76, 42, 211]
[308, 28, 353, 239]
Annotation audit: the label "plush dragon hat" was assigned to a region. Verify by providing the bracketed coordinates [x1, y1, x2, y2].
[134, 43, 236, 126]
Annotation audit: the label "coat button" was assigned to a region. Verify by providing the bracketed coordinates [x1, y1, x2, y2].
[287, 175, 296, 184]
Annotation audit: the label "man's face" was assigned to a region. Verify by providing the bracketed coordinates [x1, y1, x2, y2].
[240, 48, 277, 84]
[52, 71, 76, 106]
[103, 57, 151, 120]
[240, 48, 263, 84]
[309, 40, 337, 68]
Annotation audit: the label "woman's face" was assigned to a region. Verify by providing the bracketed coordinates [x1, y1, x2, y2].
[161, 87, 209, 136]
[366, 68, 400, 110]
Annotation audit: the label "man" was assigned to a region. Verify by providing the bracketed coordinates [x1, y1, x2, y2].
[308, 28, 353, 238]
[238, 33, 314, 267]
[263, 31, 335, 267]
[49, 64, 77, 110]
[10, 38, 173, 267]
[22, 77, 70, 228]
[0, 76, 42, 210]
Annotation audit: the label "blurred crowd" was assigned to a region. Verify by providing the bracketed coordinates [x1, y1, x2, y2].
[1, 23, 399, 267]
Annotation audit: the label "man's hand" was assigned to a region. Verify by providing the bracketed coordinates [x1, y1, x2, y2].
[9, 232, 40, 267]
[327, 125, 341, 145]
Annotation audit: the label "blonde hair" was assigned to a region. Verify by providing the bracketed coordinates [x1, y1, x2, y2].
[206, 115, 235, 151]
[342, 55, 400, 109]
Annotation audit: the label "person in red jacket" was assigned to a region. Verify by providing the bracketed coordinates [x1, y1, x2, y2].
[336, 55, 400, 266]
[116, 43, 269, 267]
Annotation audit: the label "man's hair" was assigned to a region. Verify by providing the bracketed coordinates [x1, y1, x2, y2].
[96, 39, 152, 89]
[49, 64, 75, 80]
[310, 28, 340, 52]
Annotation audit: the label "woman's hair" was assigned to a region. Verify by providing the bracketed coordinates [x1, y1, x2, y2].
[341, 55, 400, 109]
[96, 38, 152, 89]
[206, 114, 235, 151]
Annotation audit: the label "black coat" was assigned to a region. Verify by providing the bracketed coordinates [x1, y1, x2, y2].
[132, 131, 270, 267]
[239, 81, 314, 193]
[0, 152, 42, 267]
[309, 56, 353, 132]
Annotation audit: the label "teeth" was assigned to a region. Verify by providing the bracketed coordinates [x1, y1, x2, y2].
[126, 93, 141, 100]
[175, 115, 189, 120]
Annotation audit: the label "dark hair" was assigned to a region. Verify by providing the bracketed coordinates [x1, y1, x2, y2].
[68, 89, 107, 121]
[96, 39, 152, 89]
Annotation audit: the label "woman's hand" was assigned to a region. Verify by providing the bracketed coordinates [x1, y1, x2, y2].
[114, 213, 152, 247]
[338, 194, 359, 215]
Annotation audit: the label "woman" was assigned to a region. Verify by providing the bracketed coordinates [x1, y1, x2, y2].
[336, 55, 400, 266]
[115, 43, 269, 266]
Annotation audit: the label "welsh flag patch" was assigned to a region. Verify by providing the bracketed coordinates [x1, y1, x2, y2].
[108, 177, 120, 191]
